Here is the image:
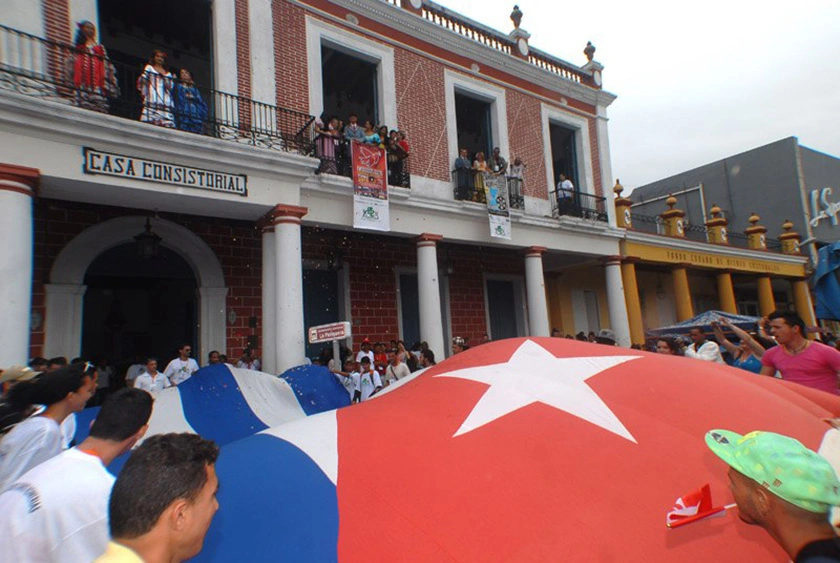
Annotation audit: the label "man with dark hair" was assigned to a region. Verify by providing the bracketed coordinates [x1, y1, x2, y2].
[761, 310, 840, 394]
[419, 348, 436, 368]
[96, 433, 220, 563]
[0, 388, 152, 562]
[164, 343, 199, 386]
[684, 327, 724, 363]
[47, 357, 68, 372]
[705, 429, 840, 561]
[0, 363, 97, 492]
[207, 350, 221, 366]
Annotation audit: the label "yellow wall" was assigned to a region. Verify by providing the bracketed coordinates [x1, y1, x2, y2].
[635, 270, 676, 330]
[546, 266, 610, 336]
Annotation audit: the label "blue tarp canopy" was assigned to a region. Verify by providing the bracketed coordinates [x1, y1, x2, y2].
[646, 310, 760, 338]
[814, 242, 840, 321]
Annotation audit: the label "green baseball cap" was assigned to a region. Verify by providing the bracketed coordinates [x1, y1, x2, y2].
[705, 429, 840, 513]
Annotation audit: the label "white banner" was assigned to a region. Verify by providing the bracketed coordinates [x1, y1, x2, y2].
[485, 174, 511, 239]
[351, 142, 390, 232]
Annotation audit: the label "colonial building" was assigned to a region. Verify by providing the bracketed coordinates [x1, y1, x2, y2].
[1, 0, 636, 372]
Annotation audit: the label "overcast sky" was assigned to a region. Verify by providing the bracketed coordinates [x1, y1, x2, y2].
[451, 0, 840, 193]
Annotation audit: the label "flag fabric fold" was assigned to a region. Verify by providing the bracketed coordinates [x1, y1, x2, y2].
[666, 484, 727, 528]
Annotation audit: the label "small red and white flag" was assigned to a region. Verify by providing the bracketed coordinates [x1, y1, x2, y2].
[666, 484, 734, 528]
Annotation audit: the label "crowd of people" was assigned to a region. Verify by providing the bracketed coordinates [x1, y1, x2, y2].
[453, 146, 526, 205]
[314, 112, 411, 186]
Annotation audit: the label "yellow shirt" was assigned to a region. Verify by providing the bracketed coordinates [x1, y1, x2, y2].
[94, 541, 144, 562]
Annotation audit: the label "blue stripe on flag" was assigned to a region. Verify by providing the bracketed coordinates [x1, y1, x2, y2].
[280, 365, 351, 416]
[178, 364, 268, 445]
[192, 433, 339, 563]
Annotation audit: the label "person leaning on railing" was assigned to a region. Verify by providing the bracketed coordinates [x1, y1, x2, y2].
[453, 148, 473, 201]
[137, 50, 175, 128]
[555, 173, 575, 215]
[173, 69, 207, 134]
[64, 21, 119, 113]
[508, 157, 526, 206]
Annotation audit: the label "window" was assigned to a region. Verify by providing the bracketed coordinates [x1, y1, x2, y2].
[549, 122, 579, 191]
[397, 273, 421, 346]
[321, 44, 378, 125]
[98, 0, 213, 119]
[454, 91, 492, 159]
[483, 275, 527, 339]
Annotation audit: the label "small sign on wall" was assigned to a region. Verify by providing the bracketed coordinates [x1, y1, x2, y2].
[82, 147, 247, 196]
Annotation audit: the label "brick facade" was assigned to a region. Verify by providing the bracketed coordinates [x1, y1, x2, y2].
[272, 0, 310, 114]
[506, 89, 549, 198]
[31, 200, 263, 361]
[589, 117, 603, 198]
[43, 0, 71, 45]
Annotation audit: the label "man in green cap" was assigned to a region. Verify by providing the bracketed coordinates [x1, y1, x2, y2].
[706, 429, 840, 562]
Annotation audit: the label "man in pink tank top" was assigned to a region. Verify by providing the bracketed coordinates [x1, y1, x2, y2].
[760, 310, 840, 395]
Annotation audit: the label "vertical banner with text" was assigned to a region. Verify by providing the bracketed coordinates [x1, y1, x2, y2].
[351, 141, 390, 231]
[485, 174, 511, 239]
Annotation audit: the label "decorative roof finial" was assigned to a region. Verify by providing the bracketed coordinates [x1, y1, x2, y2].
[510, 5, 523, 29]
[584, 41, 596, 62]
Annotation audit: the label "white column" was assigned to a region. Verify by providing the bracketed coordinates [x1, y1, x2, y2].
[249, 0, 276, 106]
[0, 172, 36, 365]
[604, 256, 632, 347]
[213, 0, 238, 96]
[198, 287, 228, 364]
[596, 103, 618, 228]
[524, 246, 550, 337]
[273, 205, 307, 373]
[416, 234, 445, 359]
[43, 284, 86, 360]
[261, 225, 277, 374]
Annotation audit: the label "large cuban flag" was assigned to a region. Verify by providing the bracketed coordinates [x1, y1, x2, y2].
[190, 338, 840, 562]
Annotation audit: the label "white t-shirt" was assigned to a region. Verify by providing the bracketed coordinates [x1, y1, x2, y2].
[60, 414, 77, 449]
[125, 364, 146, 384]
[0, 416, 63, 493]
[684, 340, 725, 363]
[384, 362, 411, 384]
[237, 359, 261, 371]
[164, 357, 200, 386]
[133, 372, 171, 394]
[334, 372, 356, 398]
[353, 370, 382, 402]
[557, 179, 574, 197]
[0, 448, 114, 562]
[355, 350, 374, 364]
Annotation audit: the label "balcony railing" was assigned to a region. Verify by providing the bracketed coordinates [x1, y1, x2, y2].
[629, 213, 782, 250]
[315, 141, 411, 188]
[0, 24, 315, 155]
[419, 1, 588, 85]
[451, 169, 524, 210]
[551, 187, 608, 222]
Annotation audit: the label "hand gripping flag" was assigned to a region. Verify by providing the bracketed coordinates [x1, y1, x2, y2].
[666, 484, 729, 528]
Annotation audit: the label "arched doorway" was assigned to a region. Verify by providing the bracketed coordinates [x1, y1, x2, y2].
[82, 244, 197, 366]
[46, 216, 227, 363]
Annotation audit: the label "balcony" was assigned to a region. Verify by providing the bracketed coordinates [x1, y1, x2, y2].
[629, 213, 783, 251]
[0, 24, 315, 156]
[315, 146, 411, 188]
[451, 168, 525, 210]
[551, 187, 608, 222]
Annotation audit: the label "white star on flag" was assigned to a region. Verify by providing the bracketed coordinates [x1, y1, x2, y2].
[435, 340, 642, 442]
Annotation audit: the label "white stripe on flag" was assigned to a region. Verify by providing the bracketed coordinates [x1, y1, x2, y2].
[139, 386, 195, 444]
[228, 368, 308, 427]
[263, 410, 338, 485]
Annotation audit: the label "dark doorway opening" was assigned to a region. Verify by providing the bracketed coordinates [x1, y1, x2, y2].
[97, 0, 213, 119]
[321, 45, 378, 125]
[398, 273, 421, 347]
[455, 92, 492, 159]
[303, 269, 340, 359]
[486, 279, 519, 340]
[549, 122, 579, 190]
[82, 243, 197, 372]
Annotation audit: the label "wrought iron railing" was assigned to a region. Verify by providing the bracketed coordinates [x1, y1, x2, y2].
[315, 139, 411, 188]
[551, 187, 608, 222]
[629, 212, 783, 250]
[0, 24, 315, 155]
[450, 169, 525, 209]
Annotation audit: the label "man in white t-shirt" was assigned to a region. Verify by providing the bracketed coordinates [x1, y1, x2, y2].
[124, 358, 147, 388]
[0, 364, 97, 493]
[684, 328, 725, 363]
[353, 357, 382, 402]
[355, 338, 374, 365]
[384, 348, 410, 386]
[555, 173, 575, 215]
[333, 357, 358, 400]
[236, 348, 261, 371]
[164, 343, 200, 386]
[134, 358, 170, 394]
[0, 388, 152, 563]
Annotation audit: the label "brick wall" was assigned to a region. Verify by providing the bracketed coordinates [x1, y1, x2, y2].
[43, 0, 71, 44]
[506, 89, 548, 198]
[272, 0, 310, 113]
[31, 200, 262, 360]
[589, 117, 603, 197]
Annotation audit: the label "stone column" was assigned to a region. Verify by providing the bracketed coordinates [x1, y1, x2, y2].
[603, 256, 631, 347]
[791, 279, 816, 338]
[523, 247, 550, 337]
[0, 164, 38, 366]
[671, 263, 694, 321]
[620, 258, 645, 346]
[716, 271, 738, 314]
[756, 276, 776, 317]
[273, 204, 308, 373]
[261, 224, 277, 374]
[416, 234, 445, 358]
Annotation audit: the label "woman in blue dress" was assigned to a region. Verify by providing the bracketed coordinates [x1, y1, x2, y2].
[711, 317, 766, 373]
[173, 69, 208, 134]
